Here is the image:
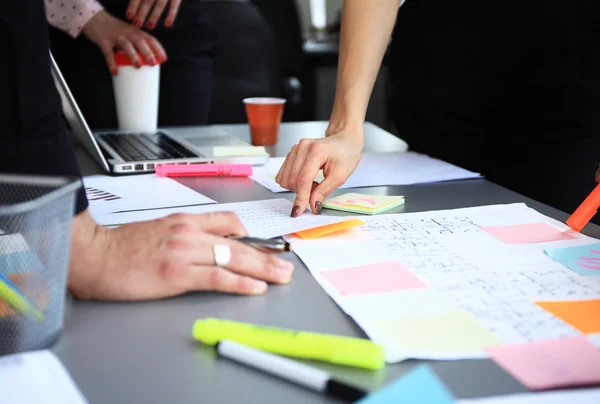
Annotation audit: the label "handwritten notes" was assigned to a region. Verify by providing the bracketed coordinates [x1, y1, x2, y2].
[93, 199, 349, 239]
[321, 261, 426, 296]
[289, 203, 600, 361]
[536, 299, 600, 334]
[357, 365, 454, 404]
[323, 193, 405, 215]
[294, 218, 365, 239]
[481, 223, 576, 244]
[486, 336, 600, 390]
[378, 310, 503, 353]
[545, 244, 600, 276]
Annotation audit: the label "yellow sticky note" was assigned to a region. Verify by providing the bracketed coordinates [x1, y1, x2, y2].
[294, 219, 365, 240]
[536, 299, 600, 334]
[378, 310, 502, 353]
[323, 193, 405, 215]
[213, 146, 268, 157]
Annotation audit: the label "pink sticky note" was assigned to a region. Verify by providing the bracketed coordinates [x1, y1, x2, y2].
[481, 223, 576, 244]
[486, 336, 600, 391]
[321, 261, 426, 295]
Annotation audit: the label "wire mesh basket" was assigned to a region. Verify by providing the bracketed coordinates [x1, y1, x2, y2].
[0, 174, 80, 355]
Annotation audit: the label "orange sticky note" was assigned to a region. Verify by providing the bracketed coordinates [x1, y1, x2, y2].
[536, 299, 600, 334]
[294, 219, 365, 240]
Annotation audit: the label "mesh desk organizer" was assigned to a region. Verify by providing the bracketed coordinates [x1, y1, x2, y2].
[0, 174, 80, 355]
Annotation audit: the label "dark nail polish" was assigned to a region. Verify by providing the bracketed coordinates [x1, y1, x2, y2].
[150, 57, 157, 65]
[315, 201, 322, 215]
[134, 20, 142, 28]
[126, 12, 134, 20]
[291, 205, 300, 218]
[165, 18, 172, 27]
[146, 22, 155, 30]
[135, 60, 142, 68]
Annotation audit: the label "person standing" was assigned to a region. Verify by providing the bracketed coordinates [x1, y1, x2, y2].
[276, 0, 600, 222]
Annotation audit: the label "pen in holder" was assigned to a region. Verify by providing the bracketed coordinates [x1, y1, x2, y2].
[0, 174, 80, 355]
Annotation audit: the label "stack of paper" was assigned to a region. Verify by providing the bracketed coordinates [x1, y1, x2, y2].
[251, 151, 482, 193]
[93, 198, 350, 239]
[323, 193, 405, 215]
[84, 174, 215, 221]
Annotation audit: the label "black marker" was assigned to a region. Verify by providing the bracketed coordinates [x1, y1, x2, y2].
[216, 340, 367, 402]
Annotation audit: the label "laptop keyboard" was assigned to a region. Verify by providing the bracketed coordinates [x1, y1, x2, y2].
[99, 132, 198, 161]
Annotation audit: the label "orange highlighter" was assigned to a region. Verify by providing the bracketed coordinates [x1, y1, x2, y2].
[155, 164, 253, 177]
[567, 183, 600, 231]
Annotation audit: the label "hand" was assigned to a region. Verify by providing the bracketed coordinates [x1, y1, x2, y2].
[82, 10, 167, 76]
[125, 0, 182, 30]
[68, 210, 294, 301]
[275, 129, 363, 217]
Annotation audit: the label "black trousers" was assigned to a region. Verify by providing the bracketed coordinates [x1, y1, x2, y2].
[48, 0, 218, 130]
[389, 0, 600, 222]
[0, 1, 87, 213]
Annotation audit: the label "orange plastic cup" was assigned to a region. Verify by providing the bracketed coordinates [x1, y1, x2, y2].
[243, 98, 286, 146]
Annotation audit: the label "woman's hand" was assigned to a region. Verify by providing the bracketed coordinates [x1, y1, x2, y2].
[275, 127, 364, 217]
[125, 0, 182, 30]
[82, 9, 167, 75]
[68, 210, 294, 301]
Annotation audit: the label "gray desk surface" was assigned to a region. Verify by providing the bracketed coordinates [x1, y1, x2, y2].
[58, 121, 600, 403]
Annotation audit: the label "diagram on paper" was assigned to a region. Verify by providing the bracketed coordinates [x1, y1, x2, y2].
[289, 203, 600, 362]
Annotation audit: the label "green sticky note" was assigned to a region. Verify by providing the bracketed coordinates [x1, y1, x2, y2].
[323, 193, 405, 215]
[378, 310, 502, 353]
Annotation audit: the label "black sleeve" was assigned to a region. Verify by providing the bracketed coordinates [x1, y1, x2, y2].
[0, 1, 88, 214]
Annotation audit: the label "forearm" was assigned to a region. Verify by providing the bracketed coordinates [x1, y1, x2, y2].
[45, 0, 103, 38]
[327, 0, 401, 139]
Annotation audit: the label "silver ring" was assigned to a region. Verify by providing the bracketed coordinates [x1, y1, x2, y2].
[213, 244, 232, 268]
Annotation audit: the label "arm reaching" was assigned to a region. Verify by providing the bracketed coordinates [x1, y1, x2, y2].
[276, 0, 401, 216]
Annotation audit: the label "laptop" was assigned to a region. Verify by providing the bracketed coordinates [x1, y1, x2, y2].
[49, 53, 269, 174]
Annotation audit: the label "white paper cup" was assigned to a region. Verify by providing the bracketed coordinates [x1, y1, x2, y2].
[112, 51, 160, 132]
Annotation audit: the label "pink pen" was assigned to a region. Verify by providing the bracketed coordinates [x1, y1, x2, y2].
[155, 164, 253, 177]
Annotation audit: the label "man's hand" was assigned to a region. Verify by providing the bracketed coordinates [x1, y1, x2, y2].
[275, 128, 363, 217]
[125, 0, 182, 30]
[68, 210, 294, 301]
[82, 10, 167, 76]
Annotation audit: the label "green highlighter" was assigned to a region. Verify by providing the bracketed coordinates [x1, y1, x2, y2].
[193, 318, 385, 370]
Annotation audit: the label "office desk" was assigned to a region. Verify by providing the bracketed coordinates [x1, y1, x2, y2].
[58, 122, 600, 403]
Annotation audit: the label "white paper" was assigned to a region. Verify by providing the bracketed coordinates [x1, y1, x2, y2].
[288, 203, 600, 362]
[0, 350, 87, 404]
[94, 198, 348, 239]
[457, 388, 600, 404]
[84, 174, 215, 219]
[251, 152, 482, 193]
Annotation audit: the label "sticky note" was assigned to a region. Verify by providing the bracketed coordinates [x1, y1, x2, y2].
[486, 336, 600, 391]
[321, 261, 426, 295]
[294, 218, 365, 239]
[545, 243, 600, 276]
[379, 310, 503, 353]
[323, 193, 405, 215]
[481, 223, 576, 244]
[536, 299, 600, 334]
[357, 365, 455, 404]
[212, 146, 268, 157]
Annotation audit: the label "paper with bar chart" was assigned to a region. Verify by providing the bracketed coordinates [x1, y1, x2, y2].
[287, 203, 600, 362]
